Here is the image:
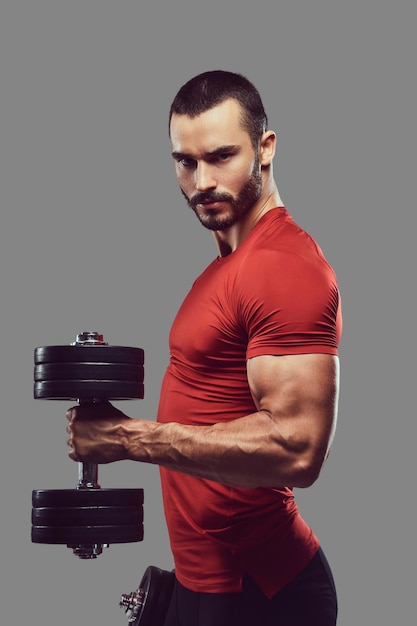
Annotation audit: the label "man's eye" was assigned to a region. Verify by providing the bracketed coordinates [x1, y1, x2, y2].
[211, 153, 231, 163]
[219, 152, 237, 163]
[179, 158, 195, 167]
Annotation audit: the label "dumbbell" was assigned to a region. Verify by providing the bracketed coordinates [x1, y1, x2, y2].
[119, 566, 175, 626]
[32, 332, 145, 559]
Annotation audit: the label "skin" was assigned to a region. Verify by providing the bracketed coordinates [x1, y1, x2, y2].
[66, 98, 340, 489]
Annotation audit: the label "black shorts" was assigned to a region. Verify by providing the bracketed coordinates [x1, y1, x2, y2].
[163, 547, 338, 626]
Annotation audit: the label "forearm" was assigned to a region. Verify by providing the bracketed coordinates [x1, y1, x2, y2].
[123, 411, 319, 489]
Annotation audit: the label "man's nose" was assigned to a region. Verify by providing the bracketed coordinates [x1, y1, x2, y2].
[195, 162, 216, 191]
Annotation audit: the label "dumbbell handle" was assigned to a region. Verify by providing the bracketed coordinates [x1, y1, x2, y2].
[73, 334, 106, 491]
[76, 397, 101, 490]
[78, 461, 100, 489]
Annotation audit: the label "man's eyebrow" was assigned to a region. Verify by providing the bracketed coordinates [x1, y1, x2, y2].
[206, 145, 238, 156]
[171, 145, 238, 160]
[171, 151, 191, 160]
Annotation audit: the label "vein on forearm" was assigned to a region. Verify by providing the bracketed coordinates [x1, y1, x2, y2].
[126, 411, 312, 489]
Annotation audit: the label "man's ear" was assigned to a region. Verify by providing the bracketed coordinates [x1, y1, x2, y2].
[259, 131, 276, 166]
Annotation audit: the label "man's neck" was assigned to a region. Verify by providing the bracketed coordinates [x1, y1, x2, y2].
[213, 186, 284, 257]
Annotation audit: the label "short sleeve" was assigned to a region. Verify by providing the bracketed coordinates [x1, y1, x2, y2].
[236, 248, 342, 359]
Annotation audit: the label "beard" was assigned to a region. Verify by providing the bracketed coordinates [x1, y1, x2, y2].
[181, 157, 262, 231]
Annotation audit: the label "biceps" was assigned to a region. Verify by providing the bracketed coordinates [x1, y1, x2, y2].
[247, 354, 340, 436]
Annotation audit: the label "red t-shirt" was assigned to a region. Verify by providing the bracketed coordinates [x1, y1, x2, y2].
[157, 207, 342, 597]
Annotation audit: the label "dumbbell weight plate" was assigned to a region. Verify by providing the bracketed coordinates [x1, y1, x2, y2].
[32, 489, 143, 545]
[34, 345, 145, 400]
[32, 488, 144, 507]
[31, 524, 143, 545]
[122, 566, 175, 626]
[32, 489, 144, 545]
[32, 505, 143, 526]
[34, 363, 144, 382]
[34, 379, 144, 400]
[139, 567, 175, 626]
[34, 345, 144, 365]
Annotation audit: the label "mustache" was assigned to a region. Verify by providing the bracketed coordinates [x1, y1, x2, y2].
[189, 191, 233, 207]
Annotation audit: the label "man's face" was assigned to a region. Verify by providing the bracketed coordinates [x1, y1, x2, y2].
[170, 99, 262, 231]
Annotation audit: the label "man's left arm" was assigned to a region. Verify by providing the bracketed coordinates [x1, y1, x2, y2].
[66, 353, 339, 489]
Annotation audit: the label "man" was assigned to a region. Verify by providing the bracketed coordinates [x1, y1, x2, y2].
[67, 70, 341, 625]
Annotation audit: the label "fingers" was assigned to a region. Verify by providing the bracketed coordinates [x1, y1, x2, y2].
[66, 406, 85, 460]
[65, 411, 77, 460]
[65, 401, 126, 464]
[66, 405, 76, 419]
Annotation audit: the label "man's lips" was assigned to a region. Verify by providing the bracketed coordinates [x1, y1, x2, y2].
[195, 200, 225, 210]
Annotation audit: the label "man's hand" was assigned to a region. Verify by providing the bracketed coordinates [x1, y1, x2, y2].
[66, 401, 131, 464]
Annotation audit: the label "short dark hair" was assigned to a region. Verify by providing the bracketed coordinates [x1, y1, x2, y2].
[169, 70, 268, 148]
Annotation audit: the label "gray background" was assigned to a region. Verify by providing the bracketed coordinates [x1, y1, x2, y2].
[1, 1, 415, 624]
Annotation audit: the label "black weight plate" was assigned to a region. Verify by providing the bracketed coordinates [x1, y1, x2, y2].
[136, 567, 175, 626]
[34, 379, 144, 400]
[32, 488, 144, 508]
[35, 345, 144, 366]
[32, 505, 143, 526]
[31, 523, 144, 544]
[34, 362, 144, 382]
